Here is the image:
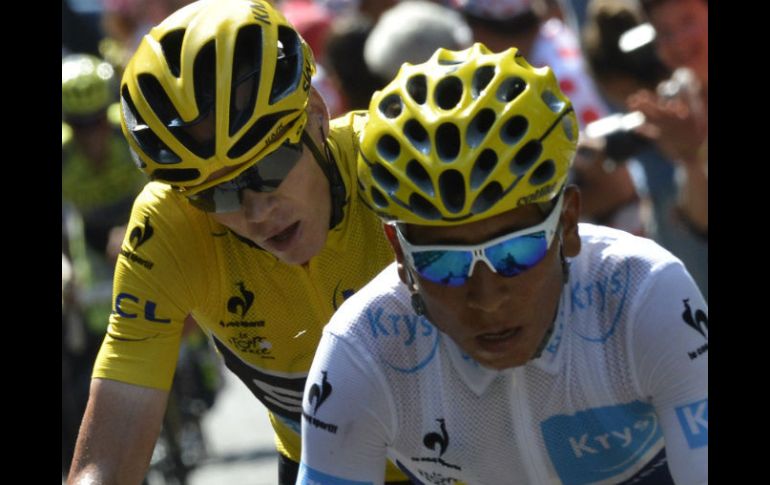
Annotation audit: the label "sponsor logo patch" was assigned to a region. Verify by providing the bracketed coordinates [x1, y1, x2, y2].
[675, 399, 708, 449]
[542, 401, 662, 485]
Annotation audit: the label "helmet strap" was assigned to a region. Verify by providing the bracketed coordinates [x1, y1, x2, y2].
[406, 269, 428, 317]
[301, 129, 347, 229]
[534, 233, 569, 360]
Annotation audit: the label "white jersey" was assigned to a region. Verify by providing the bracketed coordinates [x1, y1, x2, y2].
[298, 224, 708, 485]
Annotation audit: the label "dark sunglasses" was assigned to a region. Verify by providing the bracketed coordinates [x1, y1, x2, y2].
[187, 140, 304, 213]
[395, 189, 565, 287]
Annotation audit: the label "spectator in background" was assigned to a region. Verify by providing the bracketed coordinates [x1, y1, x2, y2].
[281, 0, 346, 116]
[447, 0, 653, 237]
[324, 13, 385, 111]
[364, 0, 473, 84]
[623, 0, 708, 299]
[581, 0, 669, 110]
[628, 0, 708, 239]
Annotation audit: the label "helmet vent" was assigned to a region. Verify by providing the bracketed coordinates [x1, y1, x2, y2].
[471, 182, 504, 214]
[561, 115, 575, 141]
[434, 76, 463, 110]
[541, 90, 565, 113]
[404, 119, 430, 154]
[407, 160, 434, 196]
[529, 160, 556, 186]
[137, 74, 181, 126]
[439, 170, 466, 214]
[409, 193, 442, 220]
[193, 41, 217, 123]
[379, 94, 403, 119]
[230, 25, 263, 135]
[497, 77, 527, 103]
[470, 149, 498, 189]
[406, 75, 427, 104]
[472, 65, 495, 98]
[510, 140, 543, 175]
[467, 108, 496, 148]
[121, 85, 181, 165]
[436, 123, 460, 161]
[270, 27, 303, 104]
[500, 116, 528, 145]
[371, 186, 389, 208]
[371, 163, 399, 193]
[377, 134, 401, 161]
[159, 29, 186, 78]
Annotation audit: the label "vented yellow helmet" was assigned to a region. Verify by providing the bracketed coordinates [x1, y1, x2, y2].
[358, 43, 577, 225]
[62, 54, 116, 121]
[120, 0, 316, 191]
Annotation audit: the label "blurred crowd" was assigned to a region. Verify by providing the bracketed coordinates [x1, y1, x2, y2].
[62, 0, 707, 477]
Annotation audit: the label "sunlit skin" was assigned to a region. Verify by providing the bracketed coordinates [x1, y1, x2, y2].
[648, 0, 708, 87]
[210, 107, 332, 265]
[189, 88, 333, 266]
[389, 187, 581, 370]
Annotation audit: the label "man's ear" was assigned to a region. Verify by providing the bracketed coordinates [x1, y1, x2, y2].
[383, 223, 415, 289]
[561, 185, 582, 258]
[308, 87, 330, 135]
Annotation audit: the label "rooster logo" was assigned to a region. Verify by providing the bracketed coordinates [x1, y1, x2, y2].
[308, 371, 333, 414]
[227, 282, 255, 317]
[332, 281, 356, 311]
[423, 418, 449, 456]
[129, 215, 154, 249]
[682, 298, 708, 339]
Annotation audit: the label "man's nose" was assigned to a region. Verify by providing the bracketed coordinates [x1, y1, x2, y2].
[240, 189, 276, 223]
[465, 262, 511, 313]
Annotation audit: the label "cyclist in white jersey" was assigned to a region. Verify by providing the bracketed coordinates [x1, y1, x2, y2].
[297, 43, 707, 485]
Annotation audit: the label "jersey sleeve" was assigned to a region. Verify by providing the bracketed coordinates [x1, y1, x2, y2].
[298, 331, 393, 485]
[92, 183, 210, 390]
[630, 262, 708, 484]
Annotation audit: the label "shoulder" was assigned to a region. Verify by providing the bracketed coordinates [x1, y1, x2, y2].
[125, 182, 211, 252]
[328, 110, 368, 163]
[576, 223, 682, 274]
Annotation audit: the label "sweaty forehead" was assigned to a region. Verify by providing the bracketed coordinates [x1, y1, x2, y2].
[405, 203, 546, 246]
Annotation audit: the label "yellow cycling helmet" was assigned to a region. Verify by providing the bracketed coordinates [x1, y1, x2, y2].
[358, 43, 577, 225]
[120, 0, 316, 190]
[62, 54, 116, 121]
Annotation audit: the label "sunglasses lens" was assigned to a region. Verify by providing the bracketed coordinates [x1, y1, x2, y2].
[186, 142, 303, 213]
[412, 250, 473, 287]
[250, 143, 303, 191]
[188, 188, 242, 213]
[486, 232, 548, 276]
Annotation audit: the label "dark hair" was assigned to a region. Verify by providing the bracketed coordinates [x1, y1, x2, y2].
[583, 0, 669, 89]
[464, 9, 540, 37]
[324, 14, 386, 110]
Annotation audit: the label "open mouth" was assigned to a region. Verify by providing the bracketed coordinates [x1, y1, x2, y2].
[269, 222, 299, 243]
[477, 327, 521, 343]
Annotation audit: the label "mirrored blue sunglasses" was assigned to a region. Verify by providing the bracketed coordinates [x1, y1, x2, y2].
[395, 189, 565, 287]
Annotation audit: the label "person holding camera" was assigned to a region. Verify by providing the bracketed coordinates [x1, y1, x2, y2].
[627, 0, 708, 240]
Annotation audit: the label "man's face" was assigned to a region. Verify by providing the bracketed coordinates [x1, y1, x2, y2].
[396, 188, 581, 370]
[210, 122, 332, 265]
[650, 0, 709, 84]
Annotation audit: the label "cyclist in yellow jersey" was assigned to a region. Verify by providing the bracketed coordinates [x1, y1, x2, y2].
[67, 1, 408, 483]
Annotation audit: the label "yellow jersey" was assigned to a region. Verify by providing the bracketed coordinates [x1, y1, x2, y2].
[93, 111, 402, 477]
